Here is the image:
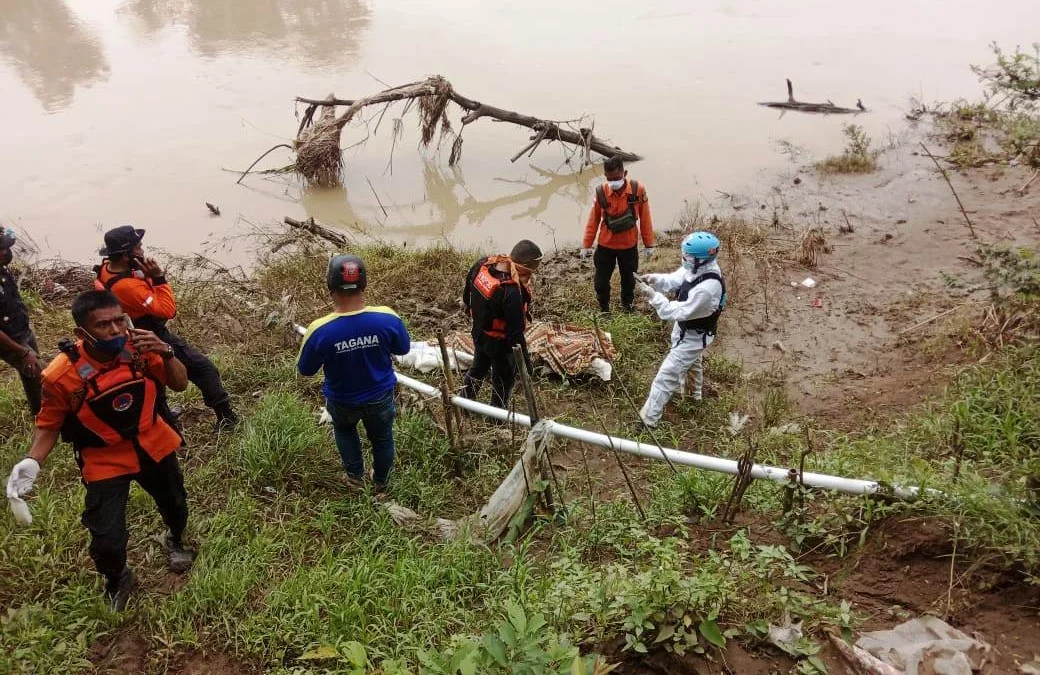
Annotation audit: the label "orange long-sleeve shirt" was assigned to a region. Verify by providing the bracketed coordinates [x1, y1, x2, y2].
[95, 263, 177, 321]
[582, 179, 654, 250]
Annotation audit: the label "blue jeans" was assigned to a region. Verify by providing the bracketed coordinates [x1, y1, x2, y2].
[326, 392, 396, 486]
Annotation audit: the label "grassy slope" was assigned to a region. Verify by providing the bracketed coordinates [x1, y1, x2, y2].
[0, 239, 1037, 674]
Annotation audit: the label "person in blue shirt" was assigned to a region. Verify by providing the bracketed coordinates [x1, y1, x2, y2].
[297, 254, 411, 492]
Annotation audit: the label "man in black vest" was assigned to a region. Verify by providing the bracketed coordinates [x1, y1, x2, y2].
[0, 226, 42, 415]
[462, 240, 542, 409]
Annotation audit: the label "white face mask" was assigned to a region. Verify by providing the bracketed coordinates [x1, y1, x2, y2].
[607, 179, 625, 191]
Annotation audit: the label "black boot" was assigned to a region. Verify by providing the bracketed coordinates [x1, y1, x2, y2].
[213, 403, 240, 432]
[163, 532, 197, 574]
[105, 567, 136, 612]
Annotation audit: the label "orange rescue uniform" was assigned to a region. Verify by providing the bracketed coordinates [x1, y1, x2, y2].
[94, 262, 177, 322]
[36, 342, 181, 483]
[582, 179, 654, 250]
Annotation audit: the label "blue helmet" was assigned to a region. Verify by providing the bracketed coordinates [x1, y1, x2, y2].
[681, 231, 720, 271]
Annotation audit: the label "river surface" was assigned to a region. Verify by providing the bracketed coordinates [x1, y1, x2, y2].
[2, 0, 1037, 263]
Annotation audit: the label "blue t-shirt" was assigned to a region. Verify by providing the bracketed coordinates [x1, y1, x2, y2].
[297, 307, 411, 405]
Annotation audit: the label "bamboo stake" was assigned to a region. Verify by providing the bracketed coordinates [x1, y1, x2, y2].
[919, 142, 976, 238]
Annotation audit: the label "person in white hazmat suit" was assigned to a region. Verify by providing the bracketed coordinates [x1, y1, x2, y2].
[635, 232, 726, 427]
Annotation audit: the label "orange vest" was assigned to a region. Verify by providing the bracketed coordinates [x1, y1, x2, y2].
[59, 346, 179, 482]
[471, 256, 529, 340]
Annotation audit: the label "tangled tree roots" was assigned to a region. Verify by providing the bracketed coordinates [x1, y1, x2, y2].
[295, 105, 345, 187]
[240, 75, 643, 188]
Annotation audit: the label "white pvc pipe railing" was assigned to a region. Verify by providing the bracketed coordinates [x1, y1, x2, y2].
[294, 325, 919, 499]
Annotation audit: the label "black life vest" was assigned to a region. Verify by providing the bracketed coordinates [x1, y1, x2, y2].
[676, 272, 726, 346]
[0, 267, 30, 337]
[596, 180, 641, 233]
[468, 257, 529, 341]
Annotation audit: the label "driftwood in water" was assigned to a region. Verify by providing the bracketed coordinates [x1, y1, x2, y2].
[759, 79, 866, 115]
[283, 216, 349, 247]
[281, 76, 642, 187]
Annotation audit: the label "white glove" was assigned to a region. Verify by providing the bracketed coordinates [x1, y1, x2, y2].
[636, 280, 657, 301]
[643, 247, 655, 260]
[7, 458, 40, 526]
[580, 248, 592, 260]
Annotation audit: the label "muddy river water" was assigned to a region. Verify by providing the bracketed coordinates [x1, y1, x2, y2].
[2, 0, 1038, 263]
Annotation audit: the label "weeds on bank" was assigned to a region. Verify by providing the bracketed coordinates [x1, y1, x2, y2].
[935, 43, 1040, 169]
[815, 124, 879, 174]
[945, 244, 1040, 349]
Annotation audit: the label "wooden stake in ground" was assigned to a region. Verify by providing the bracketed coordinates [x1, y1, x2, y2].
[436, 329, 465, 445]
[513, 344, 564, 515]
[593, 413, 647, 521]
[919, 142, 977, 238]
[438, 379, 461, 479]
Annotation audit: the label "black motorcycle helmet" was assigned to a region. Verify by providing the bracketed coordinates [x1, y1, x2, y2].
[327, 254, 367, 292]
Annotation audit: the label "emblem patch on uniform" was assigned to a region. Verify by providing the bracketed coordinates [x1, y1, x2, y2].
[112, 392, 134, 412]
[341, 262, 361, 283]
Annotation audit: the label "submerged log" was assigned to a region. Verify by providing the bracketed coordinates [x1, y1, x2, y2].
[759, 79, 866, 115]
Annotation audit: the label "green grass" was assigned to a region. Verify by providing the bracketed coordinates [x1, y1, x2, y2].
[2, 241, 1038, 673]
[815, 124, 880, 174]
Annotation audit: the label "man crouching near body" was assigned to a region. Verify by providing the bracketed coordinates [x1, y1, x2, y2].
[5, 290, 196, 611]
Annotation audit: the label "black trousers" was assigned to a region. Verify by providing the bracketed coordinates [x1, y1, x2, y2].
[463, 339, 518, 410]
[0, 331, 42, 415]
[82, 450, 188, 587]
[151, 326, 229, 410]
[593, 245, 639, 311]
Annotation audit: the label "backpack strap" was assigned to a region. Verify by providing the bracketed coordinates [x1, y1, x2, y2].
[103, 270, 135, 290]
[595, 185, 608, 211]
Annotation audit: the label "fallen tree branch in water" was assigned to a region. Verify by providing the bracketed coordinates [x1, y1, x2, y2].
[283, 216, 348, 247]
[235, 143, 293, 185]
[278, 75, 641, 187]
[759, 78, 866, 115]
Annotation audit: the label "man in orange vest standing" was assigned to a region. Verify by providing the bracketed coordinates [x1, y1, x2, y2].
[581, 156, 655, 314]
[462, 240, 543, 409]
[5, 290, 197, 611]
[94, 226, 239, 431]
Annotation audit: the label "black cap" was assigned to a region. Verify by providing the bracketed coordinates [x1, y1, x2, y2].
[327, 254, 367, 292]
[100, 225, 145, 256]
